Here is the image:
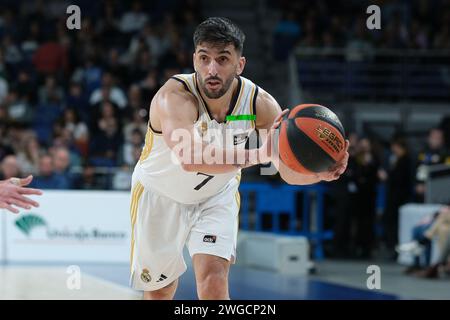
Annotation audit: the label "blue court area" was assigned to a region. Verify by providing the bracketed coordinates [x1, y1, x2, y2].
[81, 263, 399, 300]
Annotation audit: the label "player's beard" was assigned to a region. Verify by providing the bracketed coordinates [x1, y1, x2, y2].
[197, 72, 235, 99]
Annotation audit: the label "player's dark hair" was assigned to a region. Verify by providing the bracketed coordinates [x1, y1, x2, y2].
[193, 17, 245, 54]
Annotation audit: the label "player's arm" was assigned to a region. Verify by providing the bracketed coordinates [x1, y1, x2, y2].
[156, 80, 266, 174]
[255, 89, 349, 185]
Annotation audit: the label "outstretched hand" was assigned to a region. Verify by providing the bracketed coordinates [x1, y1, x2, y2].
[0, 175, 43, 214]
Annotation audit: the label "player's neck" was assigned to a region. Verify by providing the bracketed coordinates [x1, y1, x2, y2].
[199, 77, 239, 122]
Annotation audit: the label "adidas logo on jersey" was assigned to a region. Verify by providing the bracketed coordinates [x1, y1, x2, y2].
[203, 235, 217, 243]
[156, 274, 168, 282]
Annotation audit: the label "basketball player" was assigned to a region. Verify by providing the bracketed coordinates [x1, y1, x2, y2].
[0, 175, 42, 214]
[130, 17, 349, 300]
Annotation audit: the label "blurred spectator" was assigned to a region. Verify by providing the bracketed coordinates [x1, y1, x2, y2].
[71, 59, 103, 95]
[123, 108, 148, 143]
[122, 84, 146, 125]
[95, 1, 120, 47]
[122, 128, 144, 166]
[137, 22, 173, 63]
[0, 125, 15, 161]
[139, 69, 160, 100]
[32, 31, 68, 75]
[161, 66, 182, 83]
[59, 108, 89, 157]
[125, 84, 143, 113]
[417, 234, 450, 278]
[38, 75, 64, 105]
[19, 0, 47, 26]
[51, 147, 74, 189]
[2, 34, 23, 65]
[5, 88, 34, 125]
[415, 128, 450, 202]
[175, 49, 194, 74]
[30, 154, 69, 189]
[424, 205, 450, 256]
[80, 165, 103, 190]
[45, 0, 71, 19]
[0, 48, 6, 79]
[32, 98, 64, 145]
[0, 74, 8, 105]
[64, 81, 90, 123]
[119, 1, 149, 34]
[16, 69, 37, 105]
[179, 10, 200, 48]
[16, 135, 42, 176]
[89, 102, 122, 166]
[106, 48, 129, 86]
[0, 9, 19, 39]
[353, 137, 379, 259]
[331, 132, 360, 258]
[398, 210, 438, 274]
[20, 21, 41, 61]
[379, 137, 412, 257]
[416, 205, 450, 278]
[89, 72, 127, 109]
[130, 48, 156, 83]
[0, 155, 21, 180]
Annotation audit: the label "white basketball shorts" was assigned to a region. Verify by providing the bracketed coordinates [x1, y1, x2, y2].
[129, 174, 240, 291]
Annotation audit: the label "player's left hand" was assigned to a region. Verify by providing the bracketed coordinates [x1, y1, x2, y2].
[316, 139, 350, 182]
[0, 175, 42, 214]
[259, 109, 289, 163]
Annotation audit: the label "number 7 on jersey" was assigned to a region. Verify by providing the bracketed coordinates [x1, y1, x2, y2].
[194, 172, 214, 190]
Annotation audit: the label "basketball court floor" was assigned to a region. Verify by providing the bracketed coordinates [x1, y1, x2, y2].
[2, 260, 431, 300]
[3, 253, 450, 300]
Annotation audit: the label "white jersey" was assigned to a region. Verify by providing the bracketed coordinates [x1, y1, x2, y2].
[133, 73, 259, 204]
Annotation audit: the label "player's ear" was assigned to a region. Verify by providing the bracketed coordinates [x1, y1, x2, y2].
[236, 56, 246, 76]
[192, 52, 196, 71]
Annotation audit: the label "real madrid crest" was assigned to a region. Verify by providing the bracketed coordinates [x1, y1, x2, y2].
[141, 268, 151, 283]
[201, 121, 208, 136]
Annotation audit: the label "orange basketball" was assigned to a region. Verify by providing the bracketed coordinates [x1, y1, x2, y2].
[278, 104, 346, 175]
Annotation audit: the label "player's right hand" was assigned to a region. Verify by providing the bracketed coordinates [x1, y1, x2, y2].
[316, 139, 350, 182]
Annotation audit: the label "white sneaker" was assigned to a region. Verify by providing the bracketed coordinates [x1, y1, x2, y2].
[396, 241, 425, 256]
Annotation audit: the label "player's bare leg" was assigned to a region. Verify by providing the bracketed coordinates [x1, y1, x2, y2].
[193, 254, 231, 300]
[143, 279, 178, 300]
